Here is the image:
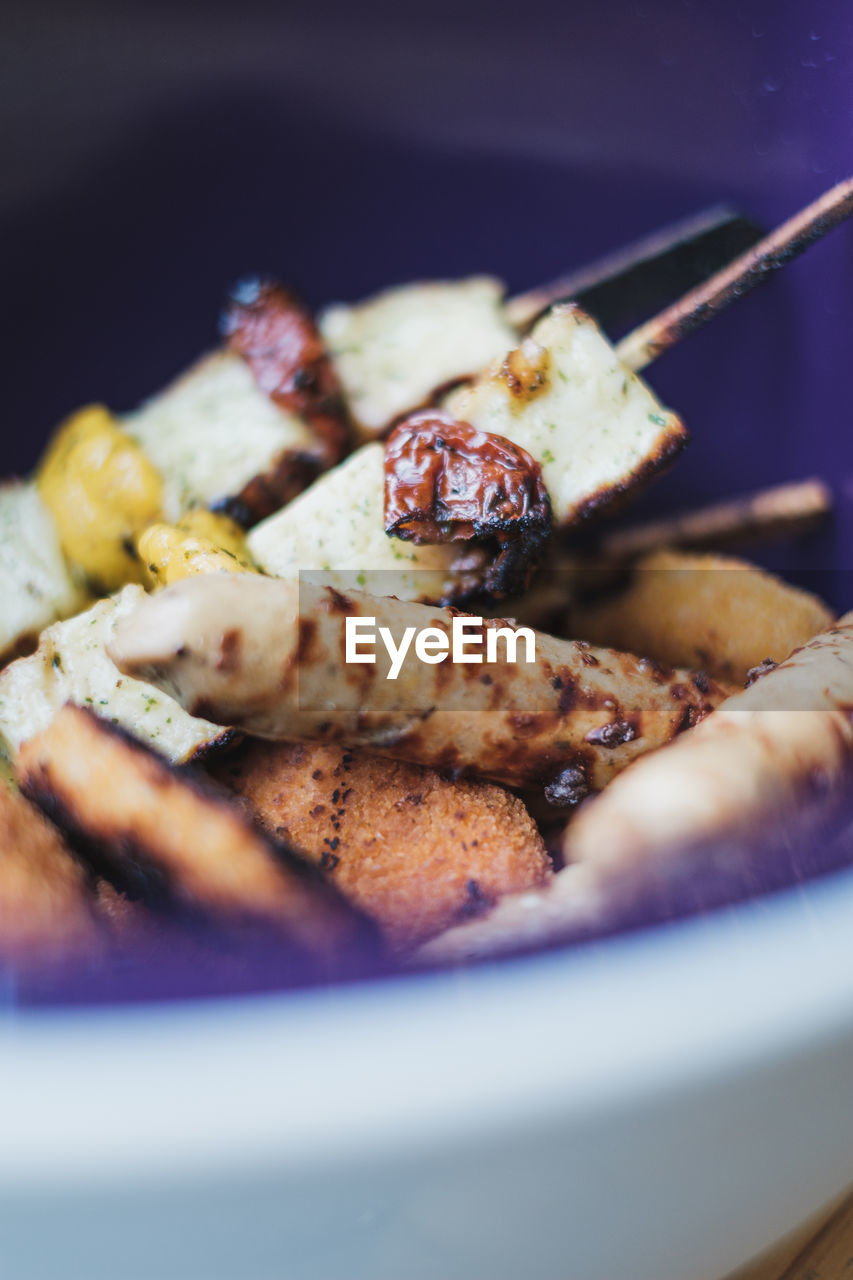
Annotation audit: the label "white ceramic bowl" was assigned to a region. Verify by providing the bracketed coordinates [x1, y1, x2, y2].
[2, 861, 853, 1280]
[4, 5, 853, 1277]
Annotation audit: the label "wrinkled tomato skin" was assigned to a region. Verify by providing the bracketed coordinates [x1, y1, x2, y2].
[384, 409, 551, 597]
[221, 278, 351, 466]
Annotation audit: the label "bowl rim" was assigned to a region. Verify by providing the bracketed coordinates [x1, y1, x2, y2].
[2, 858, 853, 1191]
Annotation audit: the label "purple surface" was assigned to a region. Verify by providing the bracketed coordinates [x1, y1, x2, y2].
[2, 0, 853, 1001]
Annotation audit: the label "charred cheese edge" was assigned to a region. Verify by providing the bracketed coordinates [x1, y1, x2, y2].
[247, 443, 458, 602]
[444, 303, 687, 527]
[320, 277, 517, 438]
[123, 351, 316, 521]
[0, 585, 228, 762]
[0, 482, 86, 660]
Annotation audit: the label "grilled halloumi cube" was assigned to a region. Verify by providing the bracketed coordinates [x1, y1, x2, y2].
[320, 277, 517, 438]
[123, 351, 317, 521]
[0, 482, 86, 661]
[444, 303, 687, 527]
[247, 444, 458, 602]
[0, 585, 228, 762]
[251, 308, 687, 601]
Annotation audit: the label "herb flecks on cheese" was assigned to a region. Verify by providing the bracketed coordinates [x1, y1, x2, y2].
[123, 352, 315, 520]
[247, 445, 457, 602]
[0, 586, 227, 762]
[444, 303, 688, 527]
[0, 482, 86, 660]
[320, 277, 517, 438]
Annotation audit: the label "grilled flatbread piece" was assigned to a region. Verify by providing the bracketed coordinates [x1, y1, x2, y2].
[0, 783, 98, 958]
[18, 705, 379, 965]
[571, 549, 834, 685]
[418, 611, 853, 963]
[109, 573, 726, 791]
[564, 610, 853, 868]
[212, 740, 551, 951]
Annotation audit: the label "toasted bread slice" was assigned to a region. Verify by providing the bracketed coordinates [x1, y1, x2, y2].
[18, 706, 378, 965]
[212, 740, 551, 951]
[0, 783, 98, 958]
[92, 879, 155, 940]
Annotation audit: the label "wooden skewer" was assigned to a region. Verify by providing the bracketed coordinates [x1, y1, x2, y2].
[498, 479, 831, 632]
[598, 477, 832, 561]
[616, 177, 853, 371]
[505, 205, 763, 331]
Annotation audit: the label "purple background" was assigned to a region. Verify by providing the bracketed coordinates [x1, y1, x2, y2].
[3, 1, 852, 591]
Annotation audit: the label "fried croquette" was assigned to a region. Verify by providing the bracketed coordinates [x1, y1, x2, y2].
[212, 740, 551, 950]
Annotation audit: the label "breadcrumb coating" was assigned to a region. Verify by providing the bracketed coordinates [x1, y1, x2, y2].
[212, 740, 551, 951]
